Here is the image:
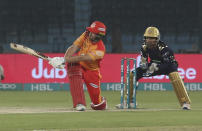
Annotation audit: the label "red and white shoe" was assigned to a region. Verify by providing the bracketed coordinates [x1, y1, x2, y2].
[91, 97, 107, 110]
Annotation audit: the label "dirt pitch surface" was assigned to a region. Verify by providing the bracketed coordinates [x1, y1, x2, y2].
[0, 107, 199, 114]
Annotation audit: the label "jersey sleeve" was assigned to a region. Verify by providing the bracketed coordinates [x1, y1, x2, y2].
[161, 47, 176, 63]
[140, 43, 148, 61]
[73, 32, 87, 48]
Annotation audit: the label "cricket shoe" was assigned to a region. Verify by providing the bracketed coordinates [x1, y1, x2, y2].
[115, 102, 138, 109]
[91, 97, 107, 110]
[75, 104, 86, 111]
[182, 103, 191, 110]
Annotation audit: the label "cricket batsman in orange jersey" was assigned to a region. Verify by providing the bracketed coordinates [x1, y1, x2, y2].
[49, 21, 107, 111]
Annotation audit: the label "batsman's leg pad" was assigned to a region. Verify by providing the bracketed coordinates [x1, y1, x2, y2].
[169, 72, 191, 106]
[67, 64, 86, 108]
[129, 71, 134, 103]
[91, 97, 107, 110]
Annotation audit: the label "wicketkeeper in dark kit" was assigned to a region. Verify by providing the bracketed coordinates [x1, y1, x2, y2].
[137, 26, 191, 109]
[49, 21, 107, 111]
[117, 26, 191, 110]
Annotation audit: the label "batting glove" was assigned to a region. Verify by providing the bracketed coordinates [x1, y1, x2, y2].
[49, 57, 65, 69]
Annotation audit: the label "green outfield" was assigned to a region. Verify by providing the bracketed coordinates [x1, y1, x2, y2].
[0, 91, 202, 131]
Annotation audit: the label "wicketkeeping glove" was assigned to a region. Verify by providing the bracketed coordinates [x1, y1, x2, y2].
[140, 62, 148, 70]
[143, 63, 159, 76]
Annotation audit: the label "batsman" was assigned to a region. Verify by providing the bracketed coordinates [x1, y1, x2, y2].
[135, 26, 191, 110]
[49, 21, 107, 111]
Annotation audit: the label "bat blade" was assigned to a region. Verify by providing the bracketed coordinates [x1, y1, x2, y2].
[10, 43, 51, 61]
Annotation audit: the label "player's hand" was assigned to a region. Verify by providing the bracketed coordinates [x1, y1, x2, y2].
[49, 57, 65, 69]
[143, 63, 159, 77]
[140, 62, 148, 70]
[147, 63, 159, 74]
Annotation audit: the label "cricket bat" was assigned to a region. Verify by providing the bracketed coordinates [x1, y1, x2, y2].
[10, 43, 51, 61]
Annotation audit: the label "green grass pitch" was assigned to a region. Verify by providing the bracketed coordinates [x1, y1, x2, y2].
[0, 91, 202, 131]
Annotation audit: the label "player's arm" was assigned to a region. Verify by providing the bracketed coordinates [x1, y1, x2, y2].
[141, 44, 148, 60]
[140, 44, 148, 69]
[161, 47, 177, 64]
[64, 32, 93, 63]
[48, 44, 81, 69]
[64, 44, 80, 59]
[65, 54, 92, 63]
[64, 43, 93, 63]
[65, 50, 104, 63]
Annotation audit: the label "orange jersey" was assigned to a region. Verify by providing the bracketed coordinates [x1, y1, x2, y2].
[73, 32, 106, 70]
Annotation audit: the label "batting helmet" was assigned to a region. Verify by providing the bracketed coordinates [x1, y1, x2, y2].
[86, 21, 106, 36]
[144, 27, 160, 40]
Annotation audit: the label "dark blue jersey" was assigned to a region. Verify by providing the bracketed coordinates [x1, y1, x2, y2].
[140, 41, 178, 65]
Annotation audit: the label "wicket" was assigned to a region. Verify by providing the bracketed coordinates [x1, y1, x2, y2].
[120, 57, 137, 109]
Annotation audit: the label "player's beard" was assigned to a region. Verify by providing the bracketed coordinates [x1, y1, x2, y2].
[146, 41, 157, 49]
[89, 35, 102, 43]
[91, 37, 101, 42]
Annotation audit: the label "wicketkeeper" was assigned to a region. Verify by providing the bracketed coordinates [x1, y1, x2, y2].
[49, 21, 107, 111]
[116, 26, 191, 110]
[0, 64, 4, 82]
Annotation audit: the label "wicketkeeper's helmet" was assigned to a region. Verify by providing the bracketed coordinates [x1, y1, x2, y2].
[86, 21, 106, 36]
[144, 27, 160, 40]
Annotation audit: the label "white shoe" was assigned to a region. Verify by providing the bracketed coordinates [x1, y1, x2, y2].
[129, 102, 138, 108]
[115, 103, 122, 109]
[76, 104, 86, 111]
[182, 103, 191, 110]
[115, 102, 137, 109]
